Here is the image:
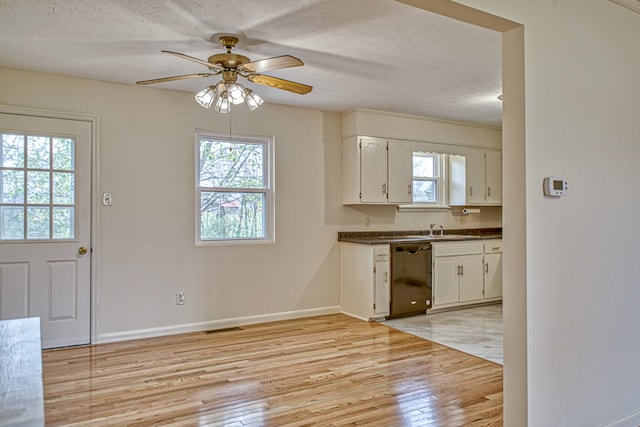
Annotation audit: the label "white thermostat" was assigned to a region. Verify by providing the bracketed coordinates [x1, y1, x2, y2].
[543, 177, 568, 197]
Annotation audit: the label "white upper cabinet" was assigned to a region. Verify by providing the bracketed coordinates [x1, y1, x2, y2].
[484, 150, 502, 205]
[342, 136, 412, 205]
[360, 138, 388, 203]
[386, 140, 413, 204]
[448, 149, 502, 206]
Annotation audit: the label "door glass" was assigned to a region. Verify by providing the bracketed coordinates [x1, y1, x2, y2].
[0, 132, 76, 241]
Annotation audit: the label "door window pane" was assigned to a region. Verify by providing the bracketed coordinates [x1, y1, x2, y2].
[2, 170, 24, 203]
[2, 134, 25, 168]
[53, 138, 74, 171]
[27, 206, 50, 239]
[1, 131, 76, 241]
[27, 136, 50, 169]
[53, 172, 74, 204]
[27, 171, 50, 204]
[53, 207, 74, 239]
[0, 206, 24, 239]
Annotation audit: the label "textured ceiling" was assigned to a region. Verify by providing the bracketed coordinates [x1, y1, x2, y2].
[0, 0, 503, 127]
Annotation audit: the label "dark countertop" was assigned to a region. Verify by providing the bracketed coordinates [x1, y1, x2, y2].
[338, 228, 502, 245]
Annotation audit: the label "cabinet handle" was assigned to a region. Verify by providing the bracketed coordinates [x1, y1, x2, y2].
[469, 187, 473, 197]
[408, 184, 412, 195]
[460, 265, 464, 276]
[384, 272, 388, 282]
[488, 186, 491, 197]
[382, 183, 387, 195]
[485, 263, 489, 274]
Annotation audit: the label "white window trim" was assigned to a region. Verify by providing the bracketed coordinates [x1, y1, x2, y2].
[399, 151, 448, 211]
[195, 130, 275, 246]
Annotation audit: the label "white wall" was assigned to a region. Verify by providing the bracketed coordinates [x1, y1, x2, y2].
[0, 67, 343, 338]
[0, 66, 501, 341]
[450, 0, 640, 425]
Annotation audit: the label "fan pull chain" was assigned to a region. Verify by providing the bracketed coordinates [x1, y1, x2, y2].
[228, 107, 233, 145]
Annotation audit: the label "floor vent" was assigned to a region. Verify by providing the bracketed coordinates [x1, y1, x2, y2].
[202, 327, 243, 334]
[610, 0, 640, 14]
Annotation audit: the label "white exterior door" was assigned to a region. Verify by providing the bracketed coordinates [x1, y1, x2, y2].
[0, 113, 91, 349]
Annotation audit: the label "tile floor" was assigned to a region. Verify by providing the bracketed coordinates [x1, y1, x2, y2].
[384, 303, 503, 364]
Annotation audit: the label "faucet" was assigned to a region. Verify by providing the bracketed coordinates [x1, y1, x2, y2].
[439, 225, 445, 236]
[429, 223, 436, 236]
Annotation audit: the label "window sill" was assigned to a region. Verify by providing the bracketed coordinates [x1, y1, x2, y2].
[196, 238, 275, 247]
[397, 205, 450, 213]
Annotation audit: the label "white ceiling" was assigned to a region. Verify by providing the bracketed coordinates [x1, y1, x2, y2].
[0, 0, 503, 127]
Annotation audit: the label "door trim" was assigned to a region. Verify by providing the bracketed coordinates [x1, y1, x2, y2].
[0, 104, 100, 345]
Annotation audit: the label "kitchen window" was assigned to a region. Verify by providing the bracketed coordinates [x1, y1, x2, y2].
[196, 131, 274, 245]
[412, 151, 446, 207]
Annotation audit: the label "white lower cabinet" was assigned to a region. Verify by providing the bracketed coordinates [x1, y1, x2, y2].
[432, 240, 502, 310]
[483, 241, 503, 301]
[341, 243, 390, 320]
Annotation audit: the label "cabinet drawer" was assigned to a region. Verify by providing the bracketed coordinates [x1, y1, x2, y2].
[484, 241, 503, 253]
[432, 242, 483, 257]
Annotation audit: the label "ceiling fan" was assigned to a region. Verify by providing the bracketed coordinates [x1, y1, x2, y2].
[136, 35, 313, 113]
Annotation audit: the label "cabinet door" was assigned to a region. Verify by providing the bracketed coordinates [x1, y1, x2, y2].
[387, 140, 413, 204]
[433, 257, 460, 306]
[448, 154, 467, 206]
[374, 260, 389, 316]
[360, 137, 388, 203]
[484, 252, 503, 299]
[485, 150, 502, 204]
[465, 149, 486, 205]
[459, 254, 484, 302]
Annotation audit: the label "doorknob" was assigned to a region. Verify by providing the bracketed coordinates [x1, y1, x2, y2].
[78, 246, 88, 255]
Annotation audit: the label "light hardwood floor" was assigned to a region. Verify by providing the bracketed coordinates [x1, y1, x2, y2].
[42, 314, 503, 426]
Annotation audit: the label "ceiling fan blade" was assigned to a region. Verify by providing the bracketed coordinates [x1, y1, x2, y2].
[136, 73, 218, 85]
[161, 50, 224, 71]
[247, 74, 313, 95]
[240, 55, 303, 73]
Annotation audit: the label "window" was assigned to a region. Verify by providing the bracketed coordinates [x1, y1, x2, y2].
[196, 131, 273, 245]
[412, 151, 445, 207]
[1, 132, 76, 241]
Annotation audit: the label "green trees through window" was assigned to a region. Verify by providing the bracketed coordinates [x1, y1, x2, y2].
[1, 133, 75, 240]
[196, 133, 272, 243]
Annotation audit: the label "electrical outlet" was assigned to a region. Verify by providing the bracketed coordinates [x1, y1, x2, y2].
[364, 216, 371, 227]
[176, 292, 185, 305]
[102, 192, 112, 206]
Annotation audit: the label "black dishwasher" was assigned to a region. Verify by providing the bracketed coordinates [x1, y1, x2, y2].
[388, 244, 432, 319]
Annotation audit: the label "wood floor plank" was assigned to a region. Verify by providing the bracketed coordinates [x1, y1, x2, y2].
[42, 314, 502, 426]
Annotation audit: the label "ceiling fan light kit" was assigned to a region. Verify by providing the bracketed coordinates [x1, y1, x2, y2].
[137, 35, 312, 113]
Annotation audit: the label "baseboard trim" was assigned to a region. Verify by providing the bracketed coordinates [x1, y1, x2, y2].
[96, 306, 342, 344]
[603, 408, 640, 427]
